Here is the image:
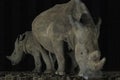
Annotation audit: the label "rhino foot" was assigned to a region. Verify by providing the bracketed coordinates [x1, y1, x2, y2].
[55, 71, 65, 75]
[77, 73, 88, 80]
[44, 69, 54, 74]
[32, 68, 41, 73]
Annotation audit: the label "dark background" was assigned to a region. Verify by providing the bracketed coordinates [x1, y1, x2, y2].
[0, 0, 119, 72]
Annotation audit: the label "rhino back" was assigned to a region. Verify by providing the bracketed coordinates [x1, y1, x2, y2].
[31, 0, 77, 53]
[23, 32, 40, 54]
[32, 0, 75, 34]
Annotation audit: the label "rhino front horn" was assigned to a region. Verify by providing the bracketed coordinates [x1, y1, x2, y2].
[93, 57, 106, 71]
[97, 57, 106, 70]
[6, 56, 12, 61]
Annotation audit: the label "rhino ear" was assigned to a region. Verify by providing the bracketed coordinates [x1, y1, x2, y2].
[68, 15, 83, 31]
[19, 35, 23, 41]
[19, 34, 25, 41]
[96, 18, 102, 38]
[15, 38, 19, 47]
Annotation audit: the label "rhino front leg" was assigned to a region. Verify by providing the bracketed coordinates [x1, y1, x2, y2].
[68, 51, 79, 74]
[32, 51, 42, 73]
[74, 43, 87, 77]
[52, 40, 65, 75]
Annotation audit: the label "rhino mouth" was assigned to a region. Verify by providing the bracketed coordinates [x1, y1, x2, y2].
[88, 50, 106, 71]
[6, 56, 20, 65]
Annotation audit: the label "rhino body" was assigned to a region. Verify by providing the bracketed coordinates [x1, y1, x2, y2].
[32, 0, 89, 75]
[7, 31, 55, 73]
[31, 0, 106, 78]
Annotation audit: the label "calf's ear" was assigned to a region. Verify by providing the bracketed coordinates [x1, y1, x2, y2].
[19, 34, 25, 41]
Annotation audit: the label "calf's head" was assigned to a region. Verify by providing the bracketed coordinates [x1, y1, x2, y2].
[7, 34, 25, 65]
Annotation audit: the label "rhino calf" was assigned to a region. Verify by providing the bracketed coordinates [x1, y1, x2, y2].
[6, 31, 55, 73]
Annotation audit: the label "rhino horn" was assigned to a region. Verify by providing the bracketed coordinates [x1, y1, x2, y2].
[95, 57, 106, 70]
[89, 57, 106, 71]
[6, 56, 12, 61]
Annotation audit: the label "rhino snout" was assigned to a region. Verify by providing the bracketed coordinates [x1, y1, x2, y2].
[88, 50, 106, 71]
[6, 56, 17, 65]
[88, 50, 101, 61]
[6, 56, 12, 61]
[11, 62, 17, 65]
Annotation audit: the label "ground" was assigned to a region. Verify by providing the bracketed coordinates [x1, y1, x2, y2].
[0, 71, 120, 80]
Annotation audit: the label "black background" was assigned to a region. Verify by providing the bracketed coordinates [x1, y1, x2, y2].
[0, 0, 120, 72]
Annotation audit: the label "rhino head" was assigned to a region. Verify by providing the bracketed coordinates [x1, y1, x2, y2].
[7, 34, 25, 65]
[68, 14, 106, 78]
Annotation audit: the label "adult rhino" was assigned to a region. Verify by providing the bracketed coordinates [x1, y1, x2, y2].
[32, 0, 106, 77]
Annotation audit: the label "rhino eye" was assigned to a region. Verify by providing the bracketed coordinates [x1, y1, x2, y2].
[81, 52, 83, 55]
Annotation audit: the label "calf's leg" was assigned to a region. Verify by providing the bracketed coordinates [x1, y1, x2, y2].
[32, 51, 42, 73]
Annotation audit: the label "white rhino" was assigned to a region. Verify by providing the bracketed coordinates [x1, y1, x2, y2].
[32, 0, 106, 78]
[6, 31, 55, 73]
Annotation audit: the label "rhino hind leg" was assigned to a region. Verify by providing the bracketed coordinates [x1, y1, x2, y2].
[39, 47, 54, 74]
[32, 51, 42, 73]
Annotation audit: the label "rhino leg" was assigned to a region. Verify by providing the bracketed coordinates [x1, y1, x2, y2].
[32, 51, 42, 73]
[44, 52, 57, 73]
[52, 40, 65, 75]
[68, 51, 79, 74]
[39, 46, 54, 74]
[74, 43, 87, 77]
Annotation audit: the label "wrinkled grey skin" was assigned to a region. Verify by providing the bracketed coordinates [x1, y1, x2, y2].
[6, 31, 55, 73]
[32, 0, 106, 77]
